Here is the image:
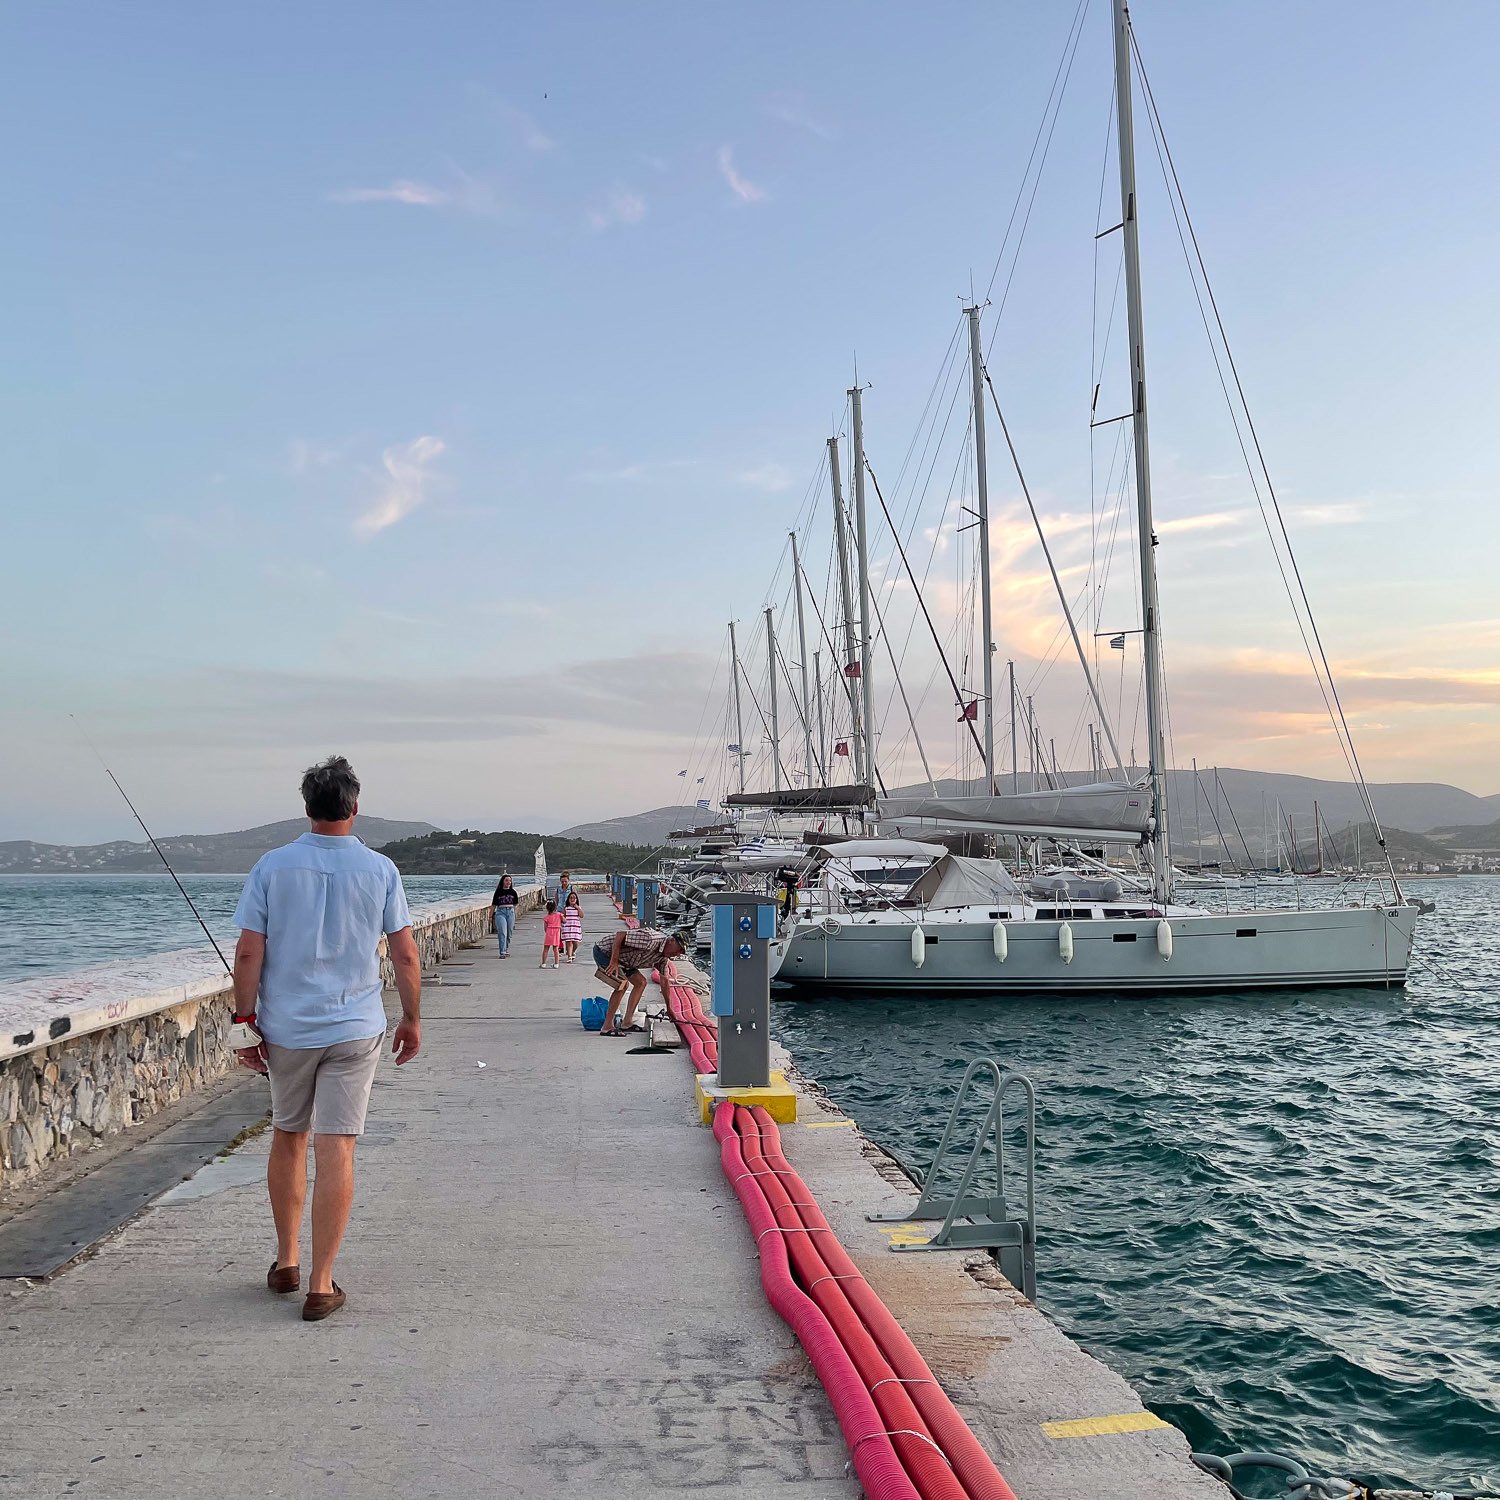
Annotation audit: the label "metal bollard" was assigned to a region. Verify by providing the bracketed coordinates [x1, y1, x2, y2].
[707, 892, 774, 1089]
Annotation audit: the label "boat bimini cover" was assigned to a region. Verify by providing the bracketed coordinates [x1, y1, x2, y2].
[878, 781, 1152, 839]
[907, 854, 1024, 910]
[813, 838, 948, 861]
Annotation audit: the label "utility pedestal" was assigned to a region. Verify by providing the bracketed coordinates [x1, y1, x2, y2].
[638, 878, 660, 927]
[695, 893, 796, 1124]
[622, 878, 636, 919]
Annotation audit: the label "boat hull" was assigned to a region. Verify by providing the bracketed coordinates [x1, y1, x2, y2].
[771, 903, 1419, 995]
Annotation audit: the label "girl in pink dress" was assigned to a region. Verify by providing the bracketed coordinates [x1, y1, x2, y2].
[540, 902, 563, 968]
[561, 892, 583, 962]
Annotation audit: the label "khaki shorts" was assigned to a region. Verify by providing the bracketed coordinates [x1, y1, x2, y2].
[265, 1033, 384, 1136]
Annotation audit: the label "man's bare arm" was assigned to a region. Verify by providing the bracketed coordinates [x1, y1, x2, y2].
[231, 930, 268, 1073]
[387, 926, 422, 1064]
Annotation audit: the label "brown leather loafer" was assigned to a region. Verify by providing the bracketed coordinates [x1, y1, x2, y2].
[302, 1284, 346, 1322]
[267, 1262, 300, 1294]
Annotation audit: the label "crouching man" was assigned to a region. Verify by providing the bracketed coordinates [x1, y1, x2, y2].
[230, 755, 422, 1321]
[593, 925, 686, 1038]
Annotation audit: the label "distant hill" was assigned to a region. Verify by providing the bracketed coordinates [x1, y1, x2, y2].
[557, 805, 708, 848]
[379, 829, 659, 876]
[1428, 819, 1500, 851]
[0, 816, 438, 874]
[1317, 822, 1453, 870]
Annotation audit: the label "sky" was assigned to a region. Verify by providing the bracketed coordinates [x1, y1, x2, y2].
[2, 0, 1497, 844]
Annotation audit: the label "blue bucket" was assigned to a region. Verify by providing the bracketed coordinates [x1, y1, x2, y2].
[580, 996, 608, 1032]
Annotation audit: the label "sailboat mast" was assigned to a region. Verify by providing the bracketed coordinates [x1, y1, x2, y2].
[828, 436, 864, 780]
[728, 620, 747, 795]
[789, 530, 817, 783]
[1111, 0, 1173, 900]
[813, 650, 827, 776]
[764, 606, 782, 793]
[965, 305, 997, 790]
[849, 385, 877, 792]
[1008, 659, 1019, 793]
[1193, 756, 1202, 870]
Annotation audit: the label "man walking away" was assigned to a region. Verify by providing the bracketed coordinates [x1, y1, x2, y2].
[230, 755, 421, 1322]
[594, 925, 686, 1038]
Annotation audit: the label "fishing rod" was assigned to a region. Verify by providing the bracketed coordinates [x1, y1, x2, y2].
[70, 715, 233, 976]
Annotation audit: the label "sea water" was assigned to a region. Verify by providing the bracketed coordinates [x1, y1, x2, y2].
[0, 872, 503, 982]
[776, 877, 1499, 1493]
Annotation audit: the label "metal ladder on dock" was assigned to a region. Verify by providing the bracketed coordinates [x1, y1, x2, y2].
[868, 1057, 1037, 1300]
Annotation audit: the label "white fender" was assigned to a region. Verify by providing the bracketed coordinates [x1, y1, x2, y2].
[911, 926, 927, 968]
[1058, 921, 1074, 964]
[1157, 919, 1173, 960]
[993, 922, 1008, 962]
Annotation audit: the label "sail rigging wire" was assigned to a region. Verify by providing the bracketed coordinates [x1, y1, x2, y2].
[982, 371, 1129, 780]
[865, 458, 987, 768]
[1126, 29, 1398, 891]
[982, 0, 1093, 345]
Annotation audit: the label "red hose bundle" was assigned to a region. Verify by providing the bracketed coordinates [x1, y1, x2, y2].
[749, 1105, 1018, 1500]
[665, 966, 1017, 1499]
[732, 1106, 969, 1500]
[665, 977, 719, 1075]
[713, 1102, 921, 1500]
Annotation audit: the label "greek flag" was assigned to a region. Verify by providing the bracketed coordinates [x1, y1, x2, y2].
[727, 743, 741, 754]
[1109, 633, 1126, 650]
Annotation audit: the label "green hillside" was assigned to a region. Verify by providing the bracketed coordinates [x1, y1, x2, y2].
[1429, 819, 1500, 850]
[379, 828, 659, 876]
[1319, 822, 1453, 868]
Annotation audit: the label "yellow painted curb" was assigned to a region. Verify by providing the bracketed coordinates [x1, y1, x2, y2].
[696, 1070, 798, 1125]
[1042, 1412, 1172, 1440]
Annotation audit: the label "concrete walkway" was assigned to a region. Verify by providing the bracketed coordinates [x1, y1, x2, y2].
[1, 894, 857, 1499]
[1, 893, 1223, 1499]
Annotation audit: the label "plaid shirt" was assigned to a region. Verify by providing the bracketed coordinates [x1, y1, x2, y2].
[616, 926, 671, 974]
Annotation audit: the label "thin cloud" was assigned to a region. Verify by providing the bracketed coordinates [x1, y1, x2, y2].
[328, 167, 505, 220]
[354, 436, 445, 539]
[578, 458, 696, 483]
[509, 106, 555, 153]
[329, 180, 450, 207]
[1284, 501, 1368, 527]
[587, 188, 646, 232]
[717, 145, 767, 204]
[288, 438, 347, 475]
[1156, 510, 1244, 536]
[765, 99, 836, 141]
[737, 463, 792, 493]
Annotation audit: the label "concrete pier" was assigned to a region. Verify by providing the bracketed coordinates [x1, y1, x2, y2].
[0, 893, 1223, 1499]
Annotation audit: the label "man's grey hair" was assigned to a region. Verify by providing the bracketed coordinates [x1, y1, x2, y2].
[302, 755, 361, 823]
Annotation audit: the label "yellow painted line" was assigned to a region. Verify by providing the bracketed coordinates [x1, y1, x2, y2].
[1042, 1412, 1172, 1440]
[873, 1223, 931, 1248]
[805, 1118, 856, 1128]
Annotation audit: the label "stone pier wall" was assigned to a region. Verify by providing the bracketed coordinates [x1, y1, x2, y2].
[0, 894, 517, 1193]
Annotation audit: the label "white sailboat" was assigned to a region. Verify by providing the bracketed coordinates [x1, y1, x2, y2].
[770, 0, 1422, 996]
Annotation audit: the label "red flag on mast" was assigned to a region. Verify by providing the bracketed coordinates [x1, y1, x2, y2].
[958, 700, 979, 722]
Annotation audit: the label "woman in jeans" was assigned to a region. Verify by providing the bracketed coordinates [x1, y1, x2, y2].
[491, 873, 520, 957]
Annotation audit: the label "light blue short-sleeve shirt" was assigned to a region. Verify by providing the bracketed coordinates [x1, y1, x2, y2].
[233, 832, 412, 1049]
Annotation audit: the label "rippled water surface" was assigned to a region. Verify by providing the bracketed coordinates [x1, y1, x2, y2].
[0, 873, 505, 982]
[776, 878, 1500, 1492]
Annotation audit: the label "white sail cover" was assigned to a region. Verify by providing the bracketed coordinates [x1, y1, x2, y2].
[907, 854, 1024, 909]
[815, 838, 948, 860]
[879, 781, 1152, 840]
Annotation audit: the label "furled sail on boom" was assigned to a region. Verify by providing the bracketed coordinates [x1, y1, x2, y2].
[878, 781, 1153, 841]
